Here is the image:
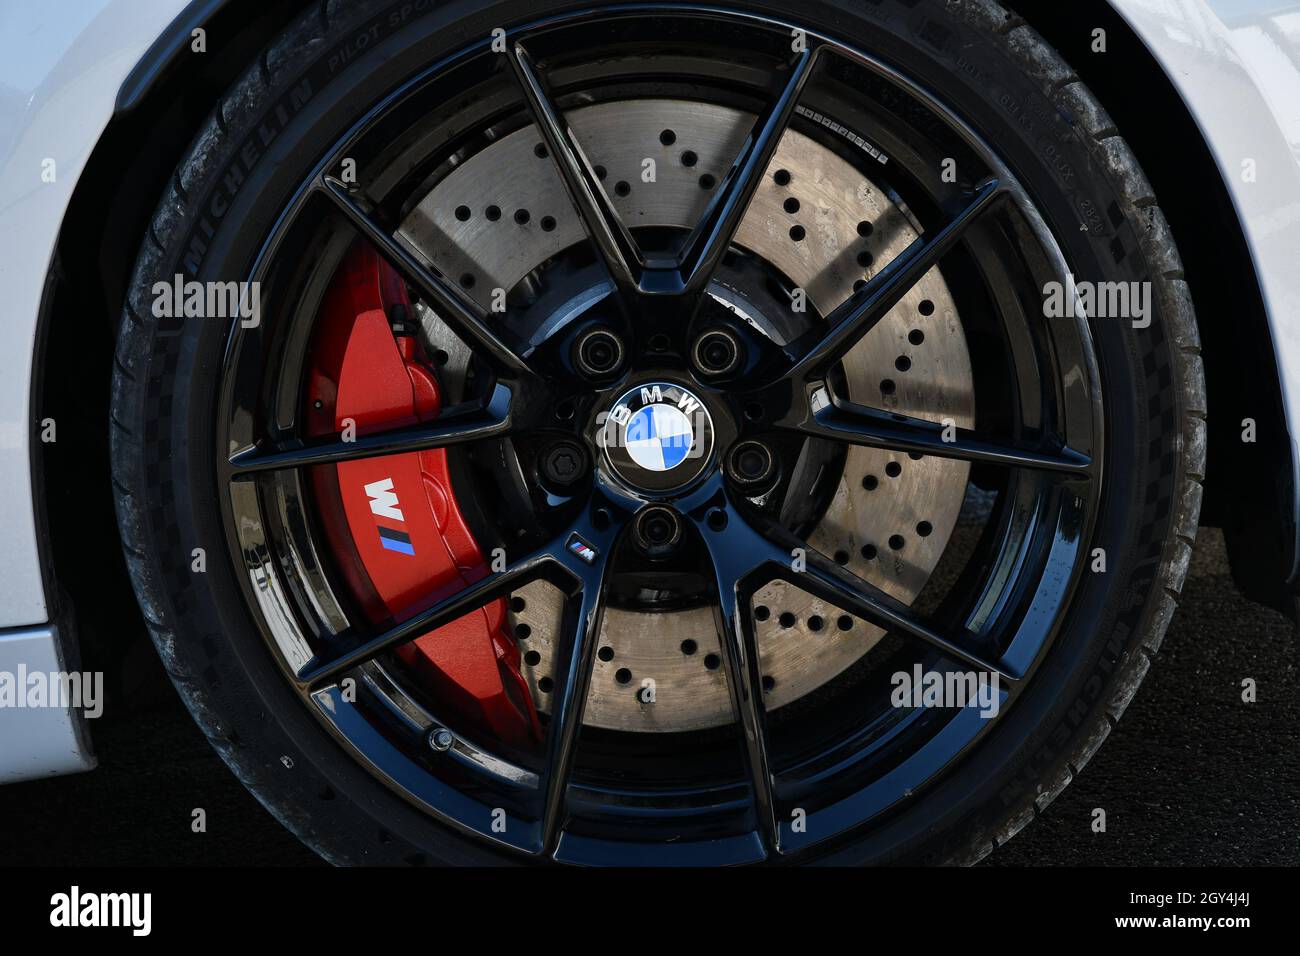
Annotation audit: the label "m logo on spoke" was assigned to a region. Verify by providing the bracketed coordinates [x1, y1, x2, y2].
[365, 477, 415, 556]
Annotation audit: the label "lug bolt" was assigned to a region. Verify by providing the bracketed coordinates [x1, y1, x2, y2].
[728, 440, 775, 488]
[634, 506, 683, 556]
[541, 440, 587, 487]
[692, 329, 743, 376]
[575, 327, 625, 376]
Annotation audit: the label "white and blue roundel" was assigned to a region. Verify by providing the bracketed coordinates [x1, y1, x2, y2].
[603, 383, 714, 491]
[624, 403, 694, 472]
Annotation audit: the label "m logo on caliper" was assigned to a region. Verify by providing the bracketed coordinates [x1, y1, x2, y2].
[365, 478, 415, 555]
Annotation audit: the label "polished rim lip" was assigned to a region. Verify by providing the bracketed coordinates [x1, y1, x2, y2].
[212, 4, 1105, 864]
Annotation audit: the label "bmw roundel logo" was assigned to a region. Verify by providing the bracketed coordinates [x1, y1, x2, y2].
[602, 383, 715, 491]
[625, 402, 694, 472]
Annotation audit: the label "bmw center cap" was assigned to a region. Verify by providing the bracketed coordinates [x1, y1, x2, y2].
[602, 383, 715, 492]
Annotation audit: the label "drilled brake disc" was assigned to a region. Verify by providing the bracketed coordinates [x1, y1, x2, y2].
[399, 99, 974, 732]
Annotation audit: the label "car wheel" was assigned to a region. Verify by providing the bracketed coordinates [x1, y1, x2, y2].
[111, 0, 1205, 865]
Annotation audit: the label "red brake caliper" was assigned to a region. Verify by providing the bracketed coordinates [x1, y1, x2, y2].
[304, 245, 540, 749]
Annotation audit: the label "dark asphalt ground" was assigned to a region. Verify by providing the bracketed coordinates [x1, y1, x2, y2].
[0, 528, 1295, 866]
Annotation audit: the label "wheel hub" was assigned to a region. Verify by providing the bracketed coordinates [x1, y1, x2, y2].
[601, 382, 716, 492]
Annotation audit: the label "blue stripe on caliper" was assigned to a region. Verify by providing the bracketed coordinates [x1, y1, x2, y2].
[377, 526, 415, 556]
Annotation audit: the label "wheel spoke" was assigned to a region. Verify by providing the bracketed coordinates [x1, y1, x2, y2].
[712, 571, 779, 853]
[784, 395, 1093, 476]
[695, 492, 1017, 683]
[296, 541, 562, 689]
[784, 178, 1005, 381]
[509, 43, 644, 297]
[676, 46, 821, 298]
[228, 387, 516, 476]
[800, 554, 1015, 679]
[689, 493, 786, 854]
[318, 176, 535, 378]
[537, 547, 617, 855]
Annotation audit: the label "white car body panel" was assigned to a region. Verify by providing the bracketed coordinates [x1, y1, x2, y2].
[0, 0, 188, 629]
[0, 0, 186, 781]
[0, 0, 1296, 779]
[0, 627, 95, 780]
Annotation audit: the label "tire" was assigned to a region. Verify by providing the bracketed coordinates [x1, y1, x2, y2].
[111, 0, 1205, 865]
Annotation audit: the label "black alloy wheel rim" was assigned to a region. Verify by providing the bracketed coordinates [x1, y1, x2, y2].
[215, 5, 1103, 864]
